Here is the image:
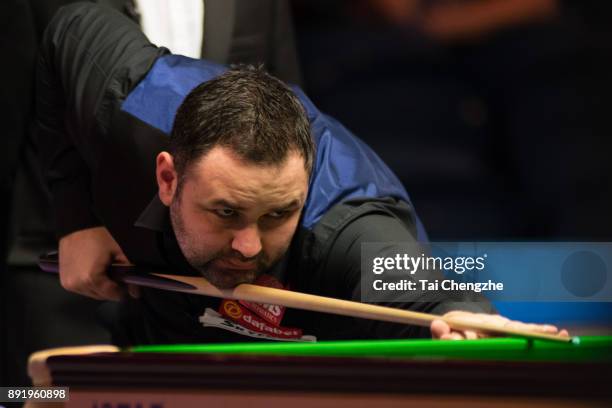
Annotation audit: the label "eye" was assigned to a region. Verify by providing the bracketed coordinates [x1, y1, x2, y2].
[214, 208, 236, 218]
[266, 210, 289, 219]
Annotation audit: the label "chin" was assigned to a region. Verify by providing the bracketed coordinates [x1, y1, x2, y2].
[202, 267, 258, 289]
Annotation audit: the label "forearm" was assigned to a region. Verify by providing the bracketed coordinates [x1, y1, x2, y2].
[314, 200, 495, 338]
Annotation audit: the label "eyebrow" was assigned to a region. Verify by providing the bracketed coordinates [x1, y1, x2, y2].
[208, 199, 245, 210]
[270, 199, 302, 212]
[206, 199, 303, 212]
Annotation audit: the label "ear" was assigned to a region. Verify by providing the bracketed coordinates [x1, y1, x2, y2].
[156, 152, 178, 206]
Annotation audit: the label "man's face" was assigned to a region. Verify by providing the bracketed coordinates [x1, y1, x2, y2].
[164, 146, 309, 288]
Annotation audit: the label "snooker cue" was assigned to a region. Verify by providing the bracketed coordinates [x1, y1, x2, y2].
[153, 272, 573, 343]
[38, 254, 572, 343]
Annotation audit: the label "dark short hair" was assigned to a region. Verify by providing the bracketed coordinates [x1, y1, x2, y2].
[170, 65, 314, 184]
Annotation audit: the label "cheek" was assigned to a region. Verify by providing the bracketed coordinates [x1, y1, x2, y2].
[181, 207, 231, 250]
[262, 218, 300, 254]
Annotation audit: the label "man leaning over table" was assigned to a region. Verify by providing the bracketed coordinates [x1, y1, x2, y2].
[36, 2, 567, 344]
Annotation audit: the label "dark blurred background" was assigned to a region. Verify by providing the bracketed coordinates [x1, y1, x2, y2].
[1, 0, 611, 394]
[292, 0, 612, 240]
[290, 0, 612, 335]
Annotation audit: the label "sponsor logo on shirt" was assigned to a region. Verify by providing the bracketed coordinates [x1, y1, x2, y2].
[219, 300, 304, 339]
[199, 309, 316, 342]
[198, 274, 316, 342]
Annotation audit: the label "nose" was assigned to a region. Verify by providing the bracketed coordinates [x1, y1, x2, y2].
[231, 225, 262, 259]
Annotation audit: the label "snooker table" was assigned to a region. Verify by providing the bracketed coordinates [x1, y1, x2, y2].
[27, 336, 612, 408]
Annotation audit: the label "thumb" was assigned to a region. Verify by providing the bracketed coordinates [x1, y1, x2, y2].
[430, 319, 451, 339]
[112, 250, 130, 265]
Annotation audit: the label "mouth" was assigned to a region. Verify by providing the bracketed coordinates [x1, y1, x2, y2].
[213, 259, 257, 271]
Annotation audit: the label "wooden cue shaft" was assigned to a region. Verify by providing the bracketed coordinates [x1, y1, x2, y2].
[154, 273, 572, 343]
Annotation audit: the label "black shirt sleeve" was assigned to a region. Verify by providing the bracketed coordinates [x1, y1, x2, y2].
[35, 2, 166, 238]
[35, 3, 99, 237]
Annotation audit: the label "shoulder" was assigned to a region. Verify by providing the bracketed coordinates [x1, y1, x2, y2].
[290, 198, 419, 298]
[294, 198, 419, 273]
[121, 55, 227, 134]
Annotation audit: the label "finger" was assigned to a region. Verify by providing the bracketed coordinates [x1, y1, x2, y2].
[59, 273, 103, 300]
[441, 312, 488, 338]
[440, 332, 466, 340]
[88, 273, 122, 301]
[471, 313, 510, 328]
[504, 321, 560, 336]
[447, 311, 507, 326]
[95, 279, 122, 301]
[503, 321, 532, 333]
[75, 288, 105, 301]
[113, 251, 131, 265]
[522, 324, 570, 338]
[463, 330, 478, 340]
[127, 284, 141, 299]
[430, 319, 451, 339]
[447, 332, 465, 340]
[541, 324, 559, 333]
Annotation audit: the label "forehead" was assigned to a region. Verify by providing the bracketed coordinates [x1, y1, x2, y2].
[185, 146, 309, 205]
